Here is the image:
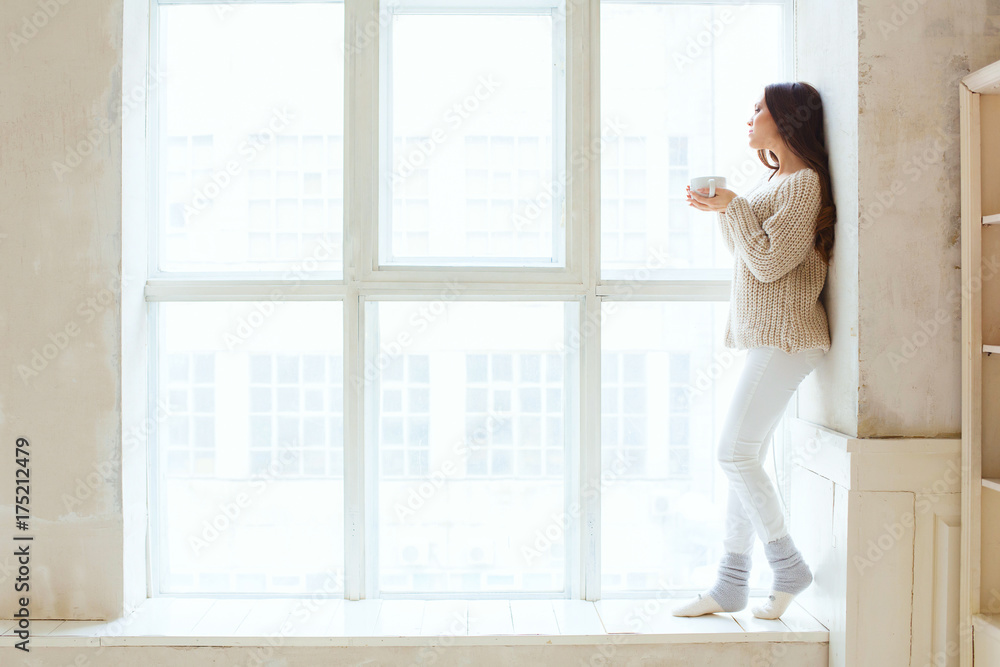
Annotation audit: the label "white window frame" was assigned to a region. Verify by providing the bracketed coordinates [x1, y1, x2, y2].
[138, 0, 795, 603]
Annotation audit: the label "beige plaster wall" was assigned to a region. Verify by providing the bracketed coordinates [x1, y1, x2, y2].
[0, 0, 124, 619]
[855, 0, 999, 437]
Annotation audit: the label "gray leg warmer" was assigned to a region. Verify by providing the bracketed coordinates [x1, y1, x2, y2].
[763, 533, 813, 594]
[705, 551, 752, 611]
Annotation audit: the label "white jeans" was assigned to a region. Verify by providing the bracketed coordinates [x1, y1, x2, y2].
[717, 345, 826, 555]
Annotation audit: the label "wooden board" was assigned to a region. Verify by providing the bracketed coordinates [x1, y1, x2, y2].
[983, 489, 1000, 611]
[984, 351, 1000, 480]
[982, 94, 1000, 217]
[984, 224, 1000, 347]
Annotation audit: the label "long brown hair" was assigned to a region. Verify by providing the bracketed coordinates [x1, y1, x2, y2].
[757, 82, 836, 265]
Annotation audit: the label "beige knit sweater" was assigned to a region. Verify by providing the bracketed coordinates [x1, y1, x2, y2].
[717, 167, 832, 354]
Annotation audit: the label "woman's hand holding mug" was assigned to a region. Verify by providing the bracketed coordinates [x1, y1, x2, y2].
[687, 175, 736, 213]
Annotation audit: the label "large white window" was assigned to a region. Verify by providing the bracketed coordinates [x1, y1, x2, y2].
[146, 0, 794, 600]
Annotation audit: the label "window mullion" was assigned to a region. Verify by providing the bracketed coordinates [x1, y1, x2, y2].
[344, 0, 381, 600]
[570, 0, 600, 600]
[581, 293, 601, 600]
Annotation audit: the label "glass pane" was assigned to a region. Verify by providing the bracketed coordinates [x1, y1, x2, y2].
[600, 2, 785, 279]
[369, 301, 576, 593]
[158, 3, 345, 274]
[381, 1, 566, 266]
[158, 301, 344, 594]
[601, 301, 786, 594]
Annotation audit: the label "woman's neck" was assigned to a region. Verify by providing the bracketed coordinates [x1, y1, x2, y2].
[769, 147, 808, 178]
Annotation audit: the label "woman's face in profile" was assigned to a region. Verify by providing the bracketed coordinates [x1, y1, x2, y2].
[747, 93, 778, 151]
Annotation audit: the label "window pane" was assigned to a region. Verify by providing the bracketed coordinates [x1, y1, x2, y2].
[158, 3, 345, 273]
[380, 2, 566, 266]
[601, 301, 783, 594]
[158, 301, 344, 594]
[600, 2, 785, 278]
[369, 301, 576, 593]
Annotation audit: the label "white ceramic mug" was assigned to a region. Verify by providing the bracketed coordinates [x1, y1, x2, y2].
[690, 176, 726, 198]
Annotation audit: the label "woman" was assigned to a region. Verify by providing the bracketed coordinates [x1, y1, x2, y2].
[672, 81, 836, 620]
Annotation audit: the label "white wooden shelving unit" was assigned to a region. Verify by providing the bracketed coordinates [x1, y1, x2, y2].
[961, 57, 1000, 667]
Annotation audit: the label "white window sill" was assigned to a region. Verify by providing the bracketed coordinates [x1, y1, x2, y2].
[0, 597, 828, 648]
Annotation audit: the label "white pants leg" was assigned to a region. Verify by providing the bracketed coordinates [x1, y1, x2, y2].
[718, 345, 826, 555]
[721, 417, 781, 556]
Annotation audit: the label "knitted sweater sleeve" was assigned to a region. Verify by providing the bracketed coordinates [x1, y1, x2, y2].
[716, 171, 765, 256]
[717, 212, 736, 254]
[719, 169, 822, 283]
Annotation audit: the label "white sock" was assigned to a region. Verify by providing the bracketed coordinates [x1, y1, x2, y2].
[751, 591, 798, 619]
[671, 591, 726, 617]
